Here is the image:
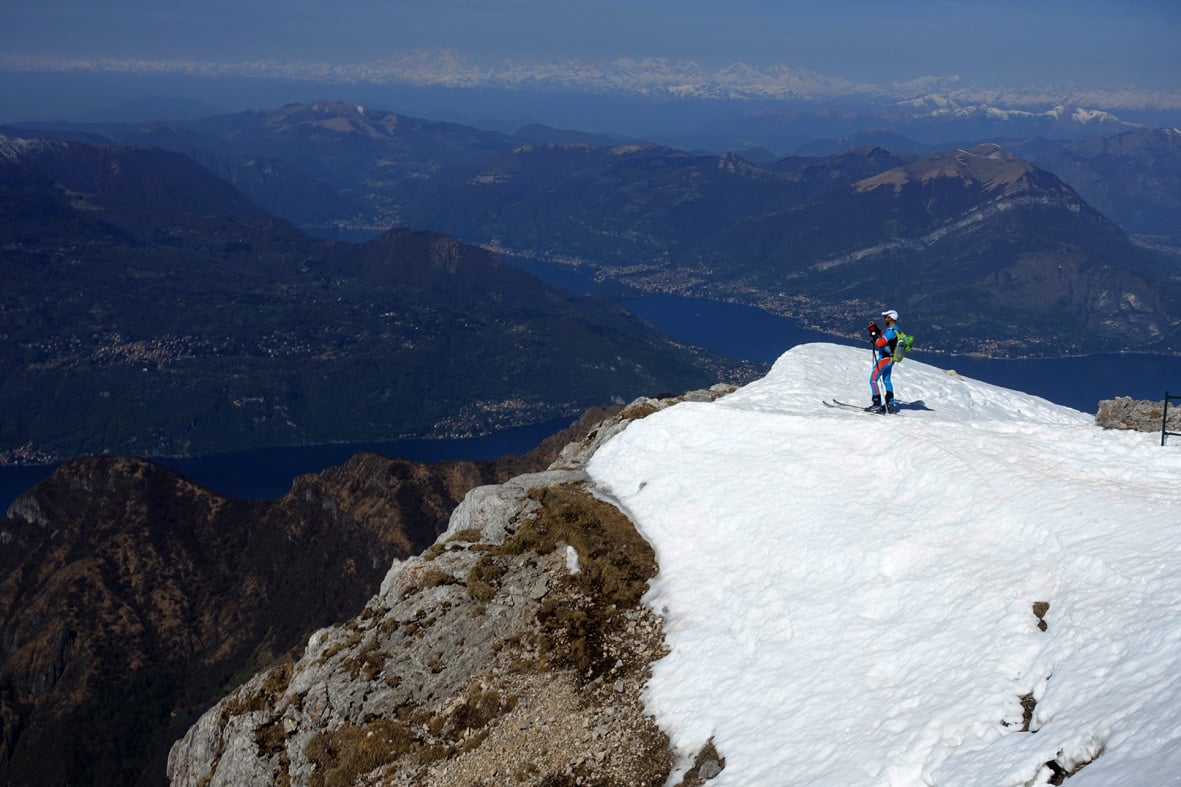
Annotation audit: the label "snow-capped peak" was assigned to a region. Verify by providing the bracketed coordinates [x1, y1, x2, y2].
[0, 134, 62, 162]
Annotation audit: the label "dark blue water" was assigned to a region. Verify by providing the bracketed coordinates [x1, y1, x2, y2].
[0, 418, 568, 512]
[505, 255, 1179, 411]
[614, 291, 1180, 409]
[4, 259, 1178, 511]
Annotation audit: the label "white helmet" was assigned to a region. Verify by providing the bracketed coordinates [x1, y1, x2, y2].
[881, 309, 899, 321]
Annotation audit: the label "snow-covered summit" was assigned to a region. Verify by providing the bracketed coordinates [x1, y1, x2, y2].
[587, 343, 1181, 786]
[0, 134, 66, 163]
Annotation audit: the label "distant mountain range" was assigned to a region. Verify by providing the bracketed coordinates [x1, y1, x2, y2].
[402, 138, 1181, 356]
[9, 101, 1181, 360]
[7, 50, 1181, 116]
[675, 99, 1158, 155]
[5, 101, 523, 236]
[15, 100, 1181, 246]
[8, 49, 1181, 157]
[793, 127, 1181, 247]
[1004, 128, 1181, 244]
[0, 133, 750, 462]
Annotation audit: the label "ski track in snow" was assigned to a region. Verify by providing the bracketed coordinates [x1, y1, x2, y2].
[587, 343, 1181, 787]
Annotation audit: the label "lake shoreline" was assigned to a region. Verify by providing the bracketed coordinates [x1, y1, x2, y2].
[5, 284, 1178, 510]
[0, 416, 575, 511]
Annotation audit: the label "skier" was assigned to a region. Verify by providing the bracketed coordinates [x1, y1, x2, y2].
[866, 309, 901, 414]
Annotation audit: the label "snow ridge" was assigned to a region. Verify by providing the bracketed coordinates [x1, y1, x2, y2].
[4, 51, 1181, 113]
[587, 343, 1181, 786]
[0, 134, 63, 162]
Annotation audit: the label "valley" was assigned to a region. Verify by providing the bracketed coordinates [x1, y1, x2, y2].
[19, 102, 1179, 358]
[5, 100, 1181, 464]
[0, 134, 757, 462]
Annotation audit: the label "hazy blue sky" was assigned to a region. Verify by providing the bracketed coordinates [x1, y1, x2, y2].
[2, 0, 1178, 89]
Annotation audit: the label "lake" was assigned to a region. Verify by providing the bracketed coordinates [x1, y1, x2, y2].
[3, 261, 1178, 510]
[0, 418, 569, 513]
[507, 256, 1179, 412]
[615, 290, 1180, 410]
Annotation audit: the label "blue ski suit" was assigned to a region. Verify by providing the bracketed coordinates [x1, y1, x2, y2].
[869, 324, 899, 400]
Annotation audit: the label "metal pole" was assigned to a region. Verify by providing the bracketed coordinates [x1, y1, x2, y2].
[1163, 391, 1171, 447]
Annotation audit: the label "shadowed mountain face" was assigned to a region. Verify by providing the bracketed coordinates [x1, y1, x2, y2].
[11, 100, 522, 234]
[704, 145, 1177, 355]
[0, 406, 618, 787]
[399, 141, 1181, 355]
[1005, 127, 1181, 245]
[0, 134, 751, 462]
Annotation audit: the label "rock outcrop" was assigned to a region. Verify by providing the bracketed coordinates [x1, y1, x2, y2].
[167, 385, 736, 787]
[1095, 396, 1181, 433]
[0, 406, 621, 787]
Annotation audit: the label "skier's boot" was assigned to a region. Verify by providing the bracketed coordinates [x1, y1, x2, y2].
[884, 392, 896, 414]
[865, 394, 884, 414]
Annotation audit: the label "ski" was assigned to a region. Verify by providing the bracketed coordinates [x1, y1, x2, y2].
[822, 399, 900, 415]
[822, 399, 867, 411]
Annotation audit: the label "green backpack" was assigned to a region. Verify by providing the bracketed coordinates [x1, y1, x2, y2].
[893, 330, 915, 363]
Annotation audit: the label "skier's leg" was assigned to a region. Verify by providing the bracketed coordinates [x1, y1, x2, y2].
[868, 359, 889, 410]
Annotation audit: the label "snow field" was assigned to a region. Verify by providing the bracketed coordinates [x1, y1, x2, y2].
[587, 343, 1181, 786]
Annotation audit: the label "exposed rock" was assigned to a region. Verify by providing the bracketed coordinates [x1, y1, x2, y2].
[1095, 396, 1181, 432]
[167, 384, 736, 787]
[0, 405, 625, 786]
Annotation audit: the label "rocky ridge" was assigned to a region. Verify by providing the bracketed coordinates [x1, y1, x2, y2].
[167, 385, 736, 787]
[0, 406, 622, 786]
[1095, 396, 1181, 433]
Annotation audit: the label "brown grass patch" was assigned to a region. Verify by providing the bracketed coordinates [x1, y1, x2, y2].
[305, 719, 417, 787]
[495, 484, 658, 677]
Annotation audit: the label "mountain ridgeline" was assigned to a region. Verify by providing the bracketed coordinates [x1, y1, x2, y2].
[401, 139, 1179, 356]
[18, 101, 1181, 357]
[0, 133, 752, 462]
[0, 405, 622, 786]
[1005, 128, 1181, 244]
